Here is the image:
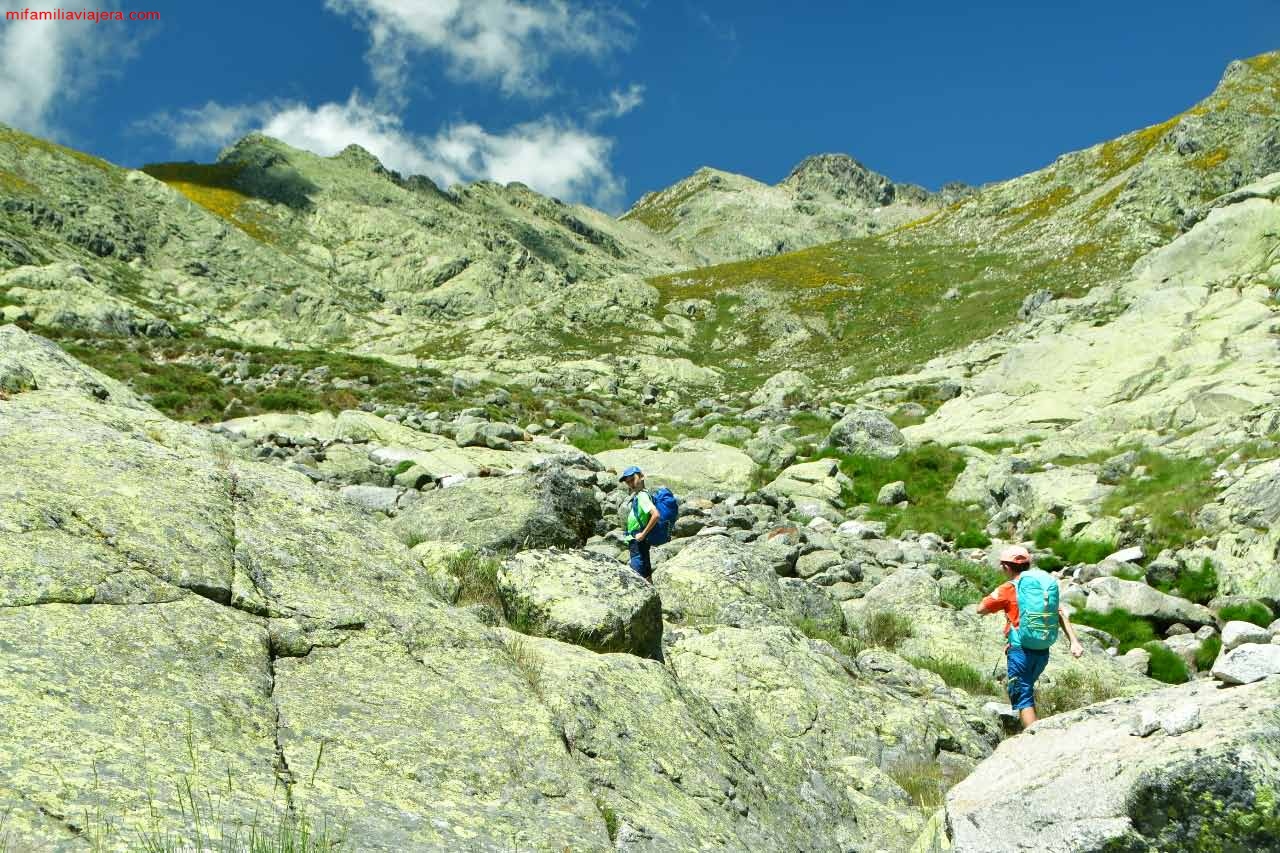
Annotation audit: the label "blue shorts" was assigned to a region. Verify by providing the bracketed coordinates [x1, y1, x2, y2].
[1006, 646, 1050, 711]
[628, 538, 652, 580]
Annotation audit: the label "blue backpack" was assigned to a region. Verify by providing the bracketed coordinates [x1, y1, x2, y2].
[1010, 569, 1060, 650]
[637, 487, 679, 546]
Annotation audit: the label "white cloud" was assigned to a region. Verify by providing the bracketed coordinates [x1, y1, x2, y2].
[325, 0, 631, 100]
[589, 83, 644, 122]
[0, 0, 135, 134]
[142, 95, 625, 210]
[137, 101, 266, 151]
[426, 118, 622, 208]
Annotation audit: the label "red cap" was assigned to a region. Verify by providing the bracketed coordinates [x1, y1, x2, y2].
[999, 545, 1031, 566]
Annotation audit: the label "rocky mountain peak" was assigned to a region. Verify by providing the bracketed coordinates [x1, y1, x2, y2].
[333, 142, 390, 174]
[780, 152, 898, 206]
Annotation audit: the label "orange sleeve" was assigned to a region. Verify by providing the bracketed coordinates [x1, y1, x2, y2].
[979, 582, 1015, 615]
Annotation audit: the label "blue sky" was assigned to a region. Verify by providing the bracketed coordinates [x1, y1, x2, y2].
[1, 0, 1278, 212]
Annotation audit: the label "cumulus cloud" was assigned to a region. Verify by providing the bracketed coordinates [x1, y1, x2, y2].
[136, 101, 266, 151]
[141, 95, 625, 210]
[0, 0, 135, 134]
[325, 0, 631, 100]
[589, 83, 644, 122]
[426, 118, 622, 208]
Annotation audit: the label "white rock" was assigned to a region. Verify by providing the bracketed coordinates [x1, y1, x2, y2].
[439, 474, 467, 488]
[982, 701, 1018, 721]
[1221, 620, 1272, 652]
[1129, 710, 1160, 737]
[1159, 704, 1202, 736]
[338, 485, 401, 515]
[1104, 546, 1144, 563]
[836, 520, 885, 540]
[1212, 643, 1280, 685]
[1116, 647, 1151, 674]
[807, 516, 835, 533]
[368, 446, 420, 467]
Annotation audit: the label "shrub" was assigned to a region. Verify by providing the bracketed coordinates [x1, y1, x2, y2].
[1194, 635, 1223, 671]
[1036, 554, 1065, 572]
[1143, 642, 1190, 684]
[856, 611, 914, 651]
[886, 759, 947, 813]
[1219, 602, 1275, 628]
[955, 529, 992, 549]
[907, 655, 999, 695]
[1037, 666, 1123, 717]
[1070, 608, 1158, 652]
[1032, 520, 1063, 549]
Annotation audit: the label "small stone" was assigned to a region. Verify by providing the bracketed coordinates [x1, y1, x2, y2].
[1222, 620, 1272, 652]
[1129, 710, 1160, 737]
[1104, 546, 1144, 564]
[1159, 705, 1202, 736]
[807, 516, 835, 533]
[1116, 647, 1151, 674]
[338, 485, 402, 515]
[877, 480, 908, 506]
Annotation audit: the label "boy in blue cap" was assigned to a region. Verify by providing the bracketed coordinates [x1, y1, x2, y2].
[620, 466, 659, 581]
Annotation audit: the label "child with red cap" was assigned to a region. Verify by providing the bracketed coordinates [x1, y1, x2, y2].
[978, 544, 1085, 728]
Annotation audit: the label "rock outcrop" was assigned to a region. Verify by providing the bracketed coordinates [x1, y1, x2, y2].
[932, 677, 1280, 852]
[497, 549, 662, 657]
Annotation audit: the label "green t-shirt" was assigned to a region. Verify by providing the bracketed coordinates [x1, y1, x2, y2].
[626, 490, 656, 536]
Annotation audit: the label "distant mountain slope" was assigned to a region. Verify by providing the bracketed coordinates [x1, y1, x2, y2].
[636, 51, 1280, 388]
[1, 51, 1276, 398]
[0, 129, 698, 357]
[622, 154, 966, 264]
[911, 53, 1280, 257]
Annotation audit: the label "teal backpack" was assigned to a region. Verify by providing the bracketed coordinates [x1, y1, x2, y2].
[1010, 569, 1060, 650]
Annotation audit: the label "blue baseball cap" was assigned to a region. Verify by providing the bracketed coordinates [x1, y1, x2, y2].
[619, 465, 642, 481]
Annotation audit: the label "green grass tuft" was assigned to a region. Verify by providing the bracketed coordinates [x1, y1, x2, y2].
[818, 444, 989, 540]
[1194, 635, 1223, 671]
[793, 618, 862, 659]
[856, 611, 914, 651]
[935, 555, 1004, 597]
[939, 582, 982, 610]
[1143, 641, 1190, 684]
[1164, 559, 1219, 605]
[447, 551, 505, 612]
[1031, 521, 1115, 565]
[1100, 451, 1217, 554]
[1071, 608, 1158, 652]
[906, 655, 999, 695]
[1219, 602, 1275, 628]
[1037, 666, 1124, 718]
[886, 760, 947, 813]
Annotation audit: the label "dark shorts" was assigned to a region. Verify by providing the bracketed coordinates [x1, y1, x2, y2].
[1006, 646, 1050, 711]
[628, 538, 652, 580]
